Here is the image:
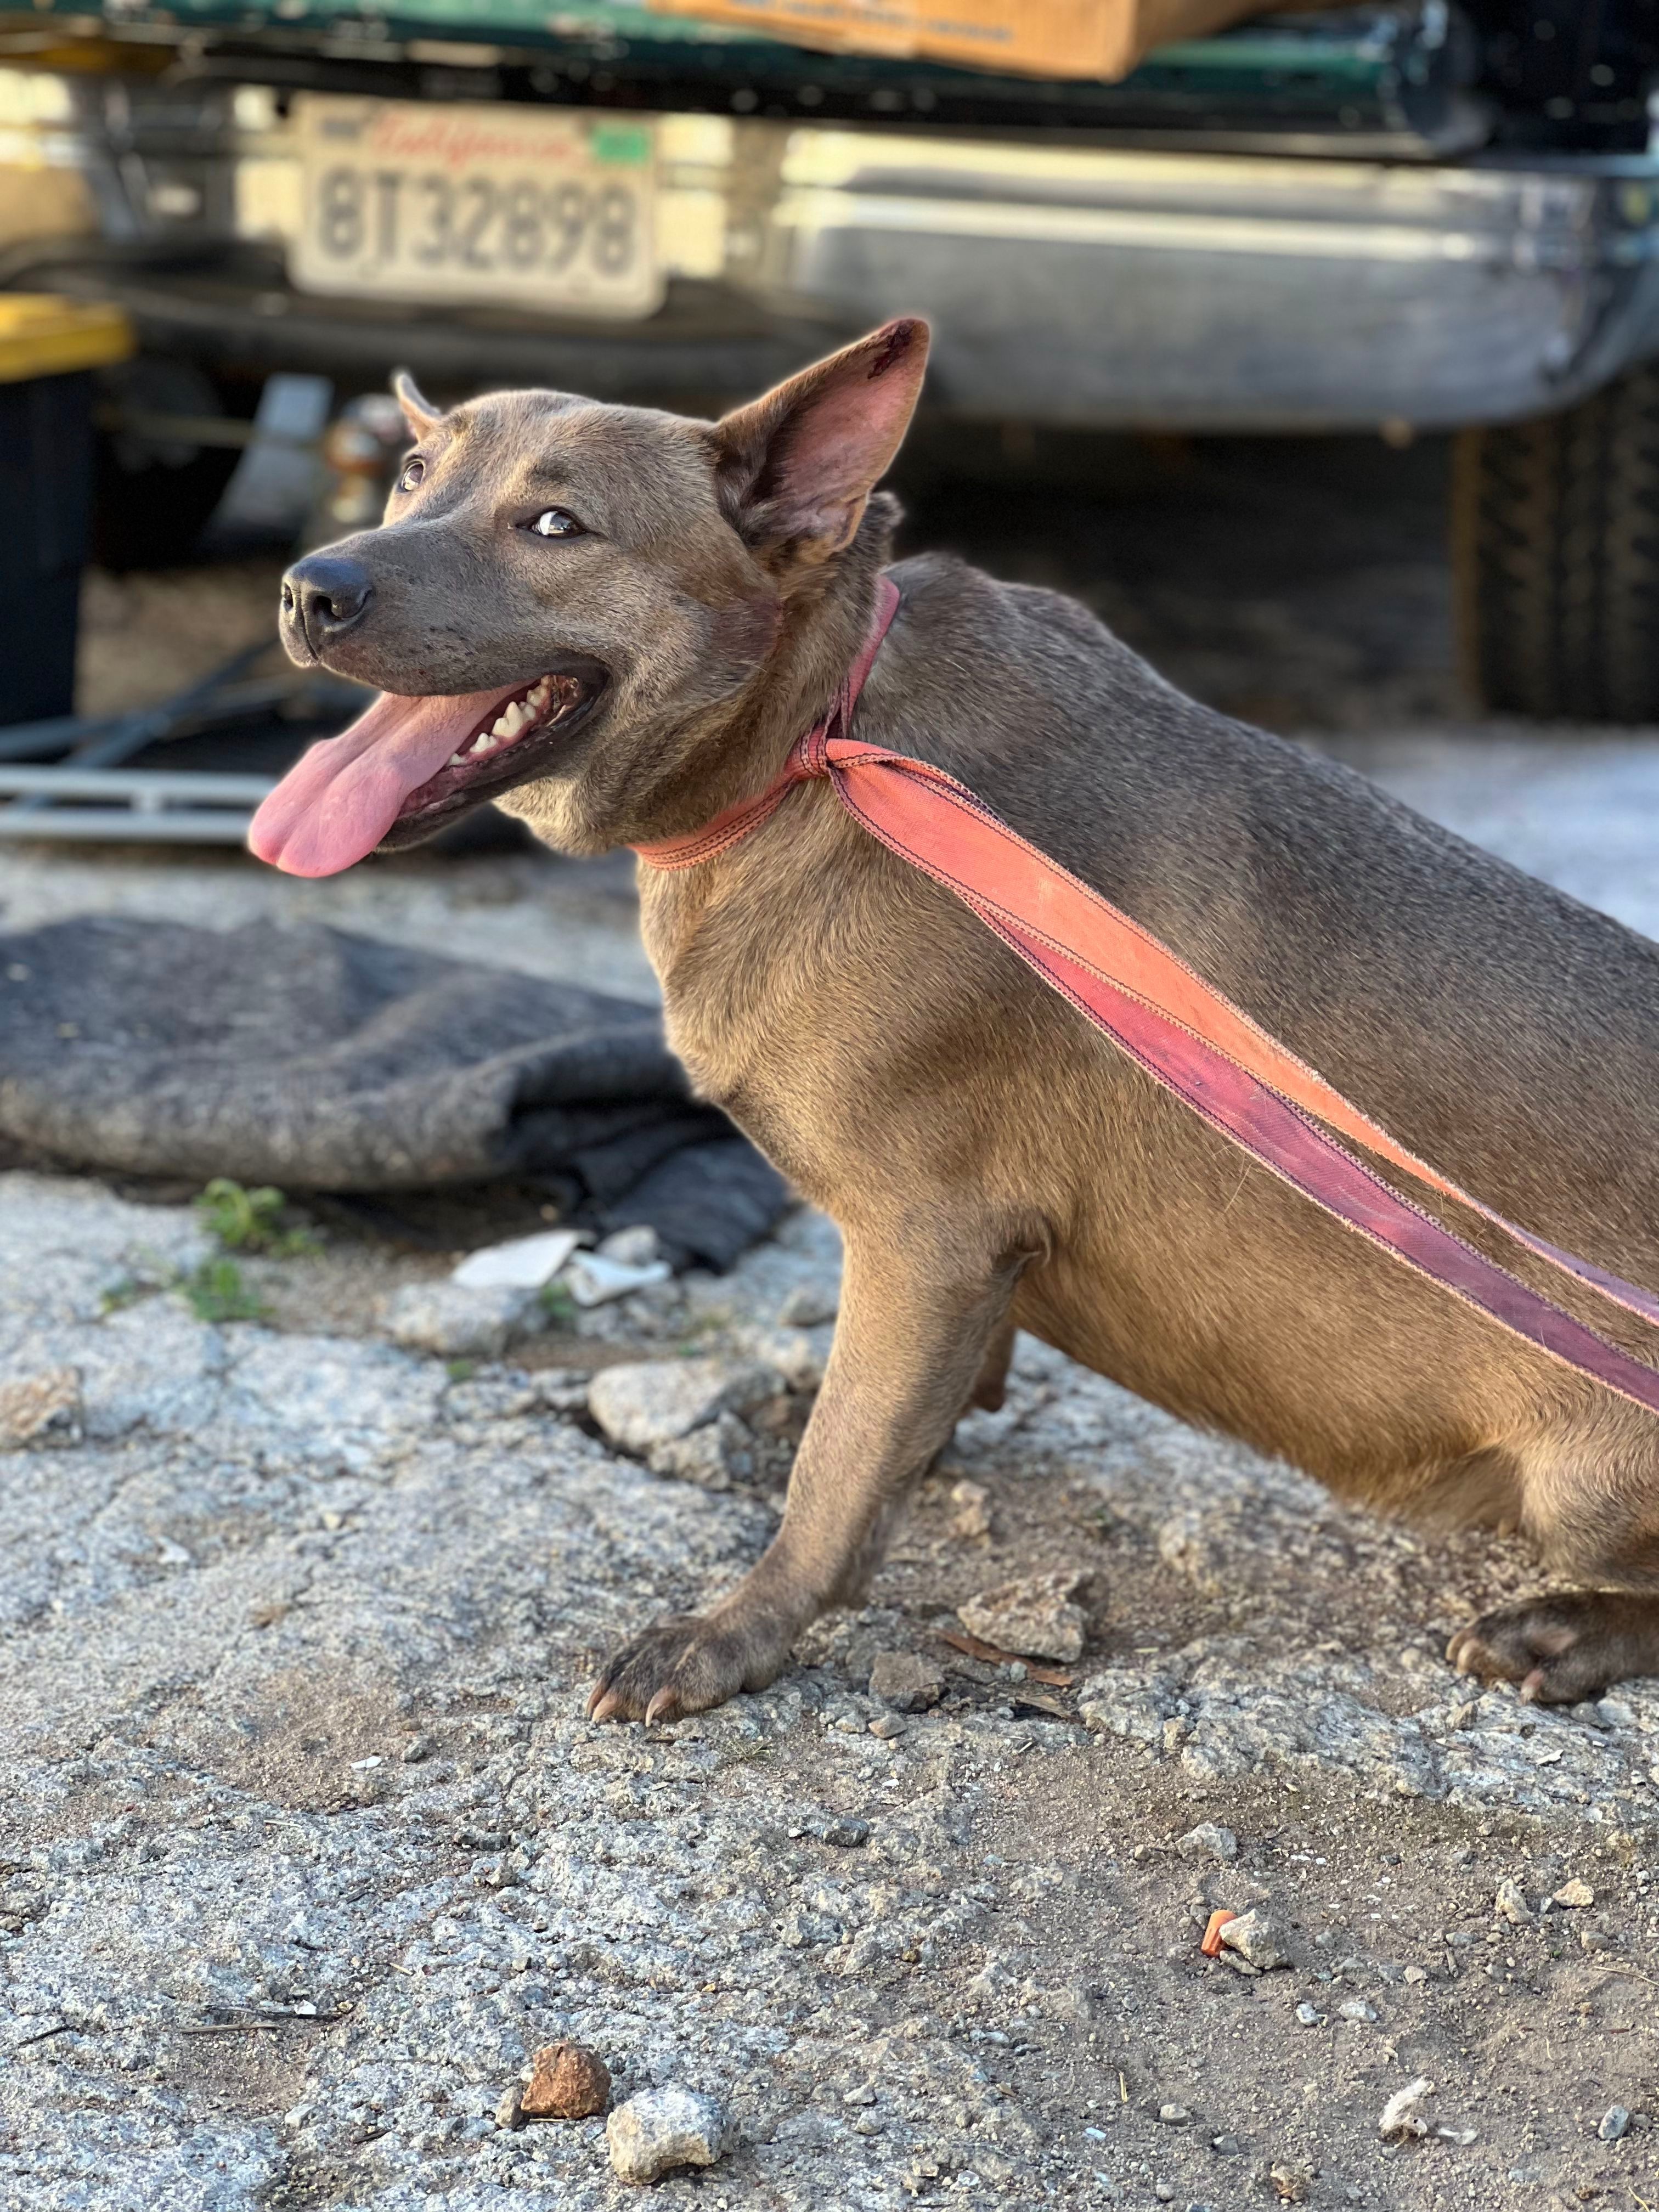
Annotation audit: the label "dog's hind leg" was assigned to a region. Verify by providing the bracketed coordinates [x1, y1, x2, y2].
[587, 1223, 1025, 1724]
[1446, 1407, 1659, 1702]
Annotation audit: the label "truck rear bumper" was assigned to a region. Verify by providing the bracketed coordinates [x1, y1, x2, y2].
[758, 140, 1659, 431]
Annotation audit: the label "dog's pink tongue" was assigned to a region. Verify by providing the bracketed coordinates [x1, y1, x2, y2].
[248, 684, 519, 877]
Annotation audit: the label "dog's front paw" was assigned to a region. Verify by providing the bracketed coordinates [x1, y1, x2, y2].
[1446, 1594, 1634, 1704]
[586, 1612, 786, 1725]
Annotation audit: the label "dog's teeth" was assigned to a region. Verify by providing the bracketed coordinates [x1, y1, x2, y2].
[447, 752, 465, 766]
[469, 732, 496, 755]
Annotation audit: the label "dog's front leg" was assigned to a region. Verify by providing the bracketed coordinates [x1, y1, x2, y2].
[587, 1227, 1020, 1724]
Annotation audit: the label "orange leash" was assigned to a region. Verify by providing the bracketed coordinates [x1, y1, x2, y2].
[638, 578, 1659, 1418]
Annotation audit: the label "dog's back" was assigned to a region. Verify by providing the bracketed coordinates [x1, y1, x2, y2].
[880, 549, 1659, 1298]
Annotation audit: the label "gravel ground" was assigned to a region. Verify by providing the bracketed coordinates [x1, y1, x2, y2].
[4, 436, 1657, 2211]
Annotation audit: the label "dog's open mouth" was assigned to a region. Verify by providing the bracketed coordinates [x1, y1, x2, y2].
[247, 659, 604, 878]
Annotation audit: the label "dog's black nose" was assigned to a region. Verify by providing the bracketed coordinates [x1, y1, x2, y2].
[281, 554, 375, 654]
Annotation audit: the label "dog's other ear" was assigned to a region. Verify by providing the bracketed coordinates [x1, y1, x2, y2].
[713, 317, 928, 567]
[391, 368, 441, 441]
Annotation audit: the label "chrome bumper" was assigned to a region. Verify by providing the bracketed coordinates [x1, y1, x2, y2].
[754, 136, 1659, 431]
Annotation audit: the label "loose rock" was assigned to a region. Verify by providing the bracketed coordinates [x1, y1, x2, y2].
[520, 2040, 611, 2121]
[382, 1281, 538, 1359]
[1379, 2078, 1434, 2140]
[1177, 1822, 1238, 1864]
[775, 1278, 838, 1328]
[1599, 2106, 1630, 2143]
[587, 1357, 782, 1455]
[949, 1478, 993, 1539]
[646, 1412, 755, 1491]
[1551, 1878, 1595, 1910]
[597, 1226, 665, 1269]
[0, 1367, 81, 1448]
[1494, 1878, 1532, 1925]
[1217, 1907, 1291, 1972]
[958, 1571, 1086, 1663]
[868, 1650, 945, 1712]
[494, 2087, 526, 2131]
[605, 2085, 728, 2185]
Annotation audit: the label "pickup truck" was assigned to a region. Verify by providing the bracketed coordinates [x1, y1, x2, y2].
[2, 1, 1657, 721]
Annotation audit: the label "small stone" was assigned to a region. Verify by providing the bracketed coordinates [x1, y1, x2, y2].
[1495, 1878, 1533, 1925]
[1268, 2166, 1310, 2204]
[1217, 1908, 1292, 1972]
[597, 1225, 665, 1269]
[1158, 2104, 1192, 2125]
[1295, 2002, 1324, 2027]
[647, 1412, 755, 1491]
[814, 1815, 870, 1848]
[382, 1281, 537, 1359]
[521, 2040, 611, 2121]
[1177, 1823, 1238, 1864]
[1403, 1966, 1427, 1984]
[0, 1368, 81, 1449]
[605, 2085, 727, 2185]
[1338, 1999, 1378, 2023]
[587, 1358, 783, 1455]
[949, 1479, 993, 1539]
[534, 1369, 590, 1415]
[739, 1324, 828, 1391]
[776, 1278, 838, 1328]
[495, 2086, 526, 2131]
[868, 1650, 945, 1712]
[1598, 2105, 1630, 2142]
[1049, 1984, 1096, 2028]
[1211, 2135, 1240, 2157]
[1154, 2185, 1175, 2204]
[868, 1712, 906, 1740]
[1551, 1878, 1595, 1910]
[1379, 2076, 1434, 2140]
[958, 1571, 1086, 1663]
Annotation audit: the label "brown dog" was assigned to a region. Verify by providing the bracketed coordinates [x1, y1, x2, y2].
[259, 318, 1659, 1722]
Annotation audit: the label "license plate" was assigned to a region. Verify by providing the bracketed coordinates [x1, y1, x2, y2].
[291, 95, 662, 319]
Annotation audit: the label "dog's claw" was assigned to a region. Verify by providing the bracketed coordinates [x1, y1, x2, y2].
[1445, 1594, 1646, 1706]
[586, 1611, 789, 1724]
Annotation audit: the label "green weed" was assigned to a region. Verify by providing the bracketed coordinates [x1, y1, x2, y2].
[195, 1178, 316, 1257]
[185, 1257, 267, 1324]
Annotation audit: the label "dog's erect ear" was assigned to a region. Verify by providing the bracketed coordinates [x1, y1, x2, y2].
[713, 317, 929, 566]
[391, 369, 441, 441]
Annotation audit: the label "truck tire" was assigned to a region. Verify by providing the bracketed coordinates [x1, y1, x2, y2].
[1452, 362, 1659, 723]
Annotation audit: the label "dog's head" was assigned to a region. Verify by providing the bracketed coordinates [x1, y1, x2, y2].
[250, 318, 929, 876]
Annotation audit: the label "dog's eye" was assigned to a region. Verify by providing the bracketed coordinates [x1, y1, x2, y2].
[398, 457, 426, 492]
[529, 508, 583, 539]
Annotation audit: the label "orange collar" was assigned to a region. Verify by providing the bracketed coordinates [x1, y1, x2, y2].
[633, 577, 901, 872]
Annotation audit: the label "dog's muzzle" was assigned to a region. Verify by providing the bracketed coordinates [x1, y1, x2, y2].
[281, 552, 375, 659]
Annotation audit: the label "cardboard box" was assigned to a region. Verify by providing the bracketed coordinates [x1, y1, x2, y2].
[646, 0, 1276, 82]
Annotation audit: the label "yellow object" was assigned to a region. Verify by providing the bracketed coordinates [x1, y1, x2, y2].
[0, 293, 132, 385]
[644, 0, 1282, 81]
